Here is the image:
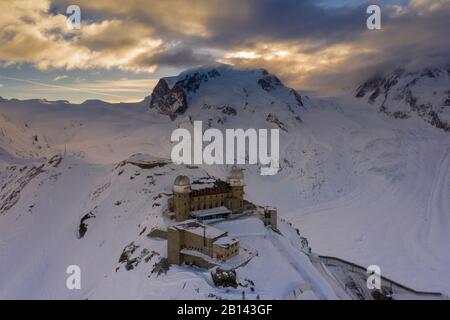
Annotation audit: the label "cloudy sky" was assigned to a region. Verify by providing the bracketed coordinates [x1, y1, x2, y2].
[0, 0, 449, 103]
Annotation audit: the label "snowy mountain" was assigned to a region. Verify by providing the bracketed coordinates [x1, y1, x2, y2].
[150, 64, 305, 127]
[355, 67, 450, 131]
[0, 65, 449, 299]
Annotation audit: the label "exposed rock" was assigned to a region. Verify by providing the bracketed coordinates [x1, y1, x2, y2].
[0, 164, 45, 215]
[218, 105, 237, 116]
[47, 154, 63, 168]
[266, 113, 288, 132]
[355, 68, 450, 131]
[211, 268, 238, 288]
[119, 242, 138, 262]
[178, 72, 208, 93]
[152, 257, 170, 276]
[149, 79, 188, 120]
[258, 73, 283, 92]
[355, 74, 385, 98]
[149, 69, 223, 119]
[118, 242, 140, 270]
[289, 89, 304, 107]
[78, 210, 95, 239]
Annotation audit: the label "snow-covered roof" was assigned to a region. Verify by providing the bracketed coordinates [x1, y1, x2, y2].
[190, 183, 215, 190]
[180, 248, 217, 264]
[190, 206, 231, 218]
[171, 221, 227, 239]
[190, 178, 229, 191]
[213, 236, 239, 247]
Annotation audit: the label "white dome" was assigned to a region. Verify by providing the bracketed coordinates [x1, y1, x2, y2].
[174, 175, 190, 186]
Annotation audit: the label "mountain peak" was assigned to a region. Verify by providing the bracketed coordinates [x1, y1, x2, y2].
[149, 65, 304, 124]
[355, 66, 450, 131]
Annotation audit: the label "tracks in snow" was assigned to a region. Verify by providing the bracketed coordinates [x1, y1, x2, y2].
[423, 147, 450, 246]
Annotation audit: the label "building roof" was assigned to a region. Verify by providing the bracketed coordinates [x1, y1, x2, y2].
[189, 179, 231, 195]
[190, 206, 232, 218]
[180, 248, 218, 265]
[190, 183, 215, 190]
[171, 221, 227, 239]
[213, 236, 239, 248]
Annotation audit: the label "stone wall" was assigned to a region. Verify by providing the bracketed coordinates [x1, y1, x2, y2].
[168, 226, 228, 265]
[172, 186, 244, 221]
[167, 227, 182, 264]
[182, 229, 217, 257]
[213, 242, 239, 260]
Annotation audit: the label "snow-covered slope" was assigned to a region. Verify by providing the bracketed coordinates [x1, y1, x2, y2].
[1, 65, 449, 299]
[0, 149, 351, 299]
[355, 67, 450, 131]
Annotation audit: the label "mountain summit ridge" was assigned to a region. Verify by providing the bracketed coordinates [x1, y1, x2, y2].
[149, 64, 305, 122]
[355, 67, 450, 131]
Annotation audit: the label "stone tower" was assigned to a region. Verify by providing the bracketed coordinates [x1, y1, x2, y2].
[226, 167, 245, 213]
[173, 175, 191, 221]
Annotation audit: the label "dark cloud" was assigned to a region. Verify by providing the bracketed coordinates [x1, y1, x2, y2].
[219, 0, 450, 91]
[134, 46, 215, 68]
[54, 0, 368, 49]
[201, 0, 368, 49]
[2, 0, 450, 92]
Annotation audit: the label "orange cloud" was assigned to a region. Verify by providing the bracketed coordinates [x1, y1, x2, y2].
[1, 0, 449, 94]
[0, 1, 163, 72]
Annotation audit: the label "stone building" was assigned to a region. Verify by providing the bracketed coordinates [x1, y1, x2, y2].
[168, 168, 245, 222]
[167, 221, 239, 268]
[263, 207, 278, 229]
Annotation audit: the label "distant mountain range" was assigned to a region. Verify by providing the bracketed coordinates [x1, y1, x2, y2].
[355, 67, 450, 131]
